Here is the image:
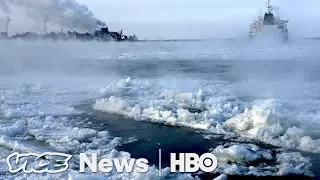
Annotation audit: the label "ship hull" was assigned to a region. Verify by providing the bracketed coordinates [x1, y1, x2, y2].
[249, 33, 289, 43]
[249, 25, 289, 43]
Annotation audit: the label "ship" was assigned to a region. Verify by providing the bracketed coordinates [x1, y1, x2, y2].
[0, 17, 138, 42]
[0, 27, 138, 42]
[249, 0, 289, 42]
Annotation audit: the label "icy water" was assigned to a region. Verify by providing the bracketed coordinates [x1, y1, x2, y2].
[0, 39, 320, 179]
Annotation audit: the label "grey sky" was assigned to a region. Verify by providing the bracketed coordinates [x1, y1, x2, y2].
[2, 0, 320, 39]
[76, 0, 320, 39]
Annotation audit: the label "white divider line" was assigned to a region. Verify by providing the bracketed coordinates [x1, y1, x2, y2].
[159, 149, 162, 176]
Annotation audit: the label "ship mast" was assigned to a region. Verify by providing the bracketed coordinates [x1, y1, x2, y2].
[266, 0, 272, 14]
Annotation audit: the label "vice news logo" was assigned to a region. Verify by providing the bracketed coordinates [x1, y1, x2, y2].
[6, 152, 72, 174]
[6, 151, 218, 175]
[6, 152, 149, 174]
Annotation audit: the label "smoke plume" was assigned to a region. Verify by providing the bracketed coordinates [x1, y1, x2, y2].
[0, 0, 106, 32]
[0, 16, 10, 32]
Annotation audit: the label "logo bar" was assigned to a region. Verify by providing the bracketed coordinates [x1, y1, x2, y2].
[6, 151, 218, 175]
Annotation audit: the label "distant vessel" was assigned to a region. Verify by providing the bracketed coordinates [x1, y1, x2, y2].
[0, 17, 138, 42]
[249, 0, 289, 42]
[0, 27, 138, 42]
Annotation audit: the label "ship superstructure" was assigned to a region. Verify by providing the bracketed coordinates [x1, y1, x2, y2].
[249, 0, 289, 41]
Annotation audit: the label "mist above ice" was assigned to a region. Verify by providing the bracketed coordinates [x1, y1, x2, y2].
[1, 39, 320, 99]
[0, 39, 319, 74]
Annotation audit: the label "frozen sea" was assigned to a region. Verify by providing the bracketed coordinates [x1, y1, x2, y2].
[0, 38, 320, 179]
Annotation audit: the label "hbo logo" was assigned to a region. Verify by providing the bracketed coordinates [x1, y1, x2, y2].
[170, 153, 218, 173]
